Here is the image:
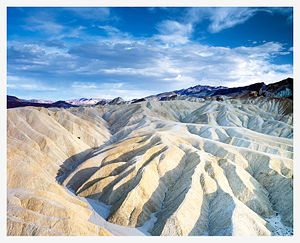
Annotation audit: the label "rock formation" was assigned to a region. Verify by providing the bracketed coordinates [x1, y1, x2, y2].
[7, 95, 293, 236]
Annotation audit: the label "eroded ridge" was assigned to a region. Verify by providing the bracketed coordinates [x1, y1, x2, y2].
[7, 97, 293, 236]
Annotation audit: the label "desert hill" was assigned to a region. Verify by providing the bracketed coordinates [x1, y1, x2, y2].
[7, 87, 293, 236]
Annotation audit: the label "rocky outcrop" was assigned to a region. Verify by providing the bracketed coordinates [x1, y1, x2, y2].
[108, 97, 125, 105]
[260, 78, 293, 99]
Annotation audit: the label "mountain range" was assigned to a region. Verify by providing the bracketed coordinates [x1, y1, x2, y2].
[7, 77, 293, 109]
[66, 98, 108, 105]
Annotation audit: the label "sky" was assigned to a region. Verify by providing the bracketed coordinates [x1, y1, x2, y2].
[7, 7, 293, 100]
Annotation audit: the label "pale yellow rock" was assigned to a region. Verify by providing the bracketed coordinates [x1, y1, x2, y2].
[7, 107, 112, 236]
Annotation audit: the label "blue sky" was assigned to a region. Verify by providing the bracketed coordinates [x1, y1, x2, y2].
[7, 7, 293, 100]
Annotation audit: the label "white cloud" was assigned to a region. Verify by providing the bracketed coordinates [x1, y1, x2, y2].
[71, 82, 124, 90]
[185, 7, 293, 34]
[99, 82, 124, 89]
[186, 7, 259, 33]
[267, 7, 293, 23]
[72, 82, 97, 89]
[111, 83, 123, 89]
[98, 25, 119, 34]
[155, 20, 193, 45]
[7, 75, 22, 82]
[163, 74, 182, 81]
[23, 17, 65, 35]
[8, 38, 292, 95]
[95, 41, 291, 89]
[163, 74, 198, 89]
[101, 67, 159, 77]
[208, 8, 257, 33]
[7, 84, 16, 89]
[7, 7, 293, 101]
[150, 8, 266, 48]
[7, 75, 57, 91]
[8, 7, 293, 99]
[8, 82, 57, 91]
[234, 42, 285, 59]
[68, 86, 155, 100]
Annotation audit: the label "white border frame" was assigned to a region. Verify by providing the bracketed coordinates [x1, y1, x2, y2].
[1, 1, 298, 243]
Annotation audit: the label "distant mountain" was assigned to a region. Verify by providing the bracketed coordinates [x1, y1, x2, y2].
[7, 96, 77, 109]
[211, 82, 265, 97]
[94, 97, 126, 106]
[7, 78, 293, 109]
[51, 100, 76, 108]
[20, 98, 54, 104]
[108, 97, 125, 105]
[176, 85, 227, 97]
[95, 100, 108, 106]
[209, 78, 292, 99]
[260, 77, 293, 99]
[7, 95, 21, 104]
[143, 77, 293, 102]
[66, 98, 108, 105]
[145, 85, 227, 100]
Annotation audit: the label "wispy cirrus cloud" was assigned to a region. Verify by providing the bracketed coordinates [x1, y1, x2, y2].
[155, 20, 193, 45]
[264, 7, 293, 23]
[207, 8, 257, 33]
[71, 82, 97, 89]
[186, 7, 292, 34]
[185, 7, 257, 33]
[98, 25, 120, 34]
[22, 15, 65, 35]
[69, 81, 152, 100]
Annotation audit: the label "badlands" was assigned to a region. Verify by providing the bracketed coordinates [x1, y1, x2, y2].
[7, 95, 293, 236]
